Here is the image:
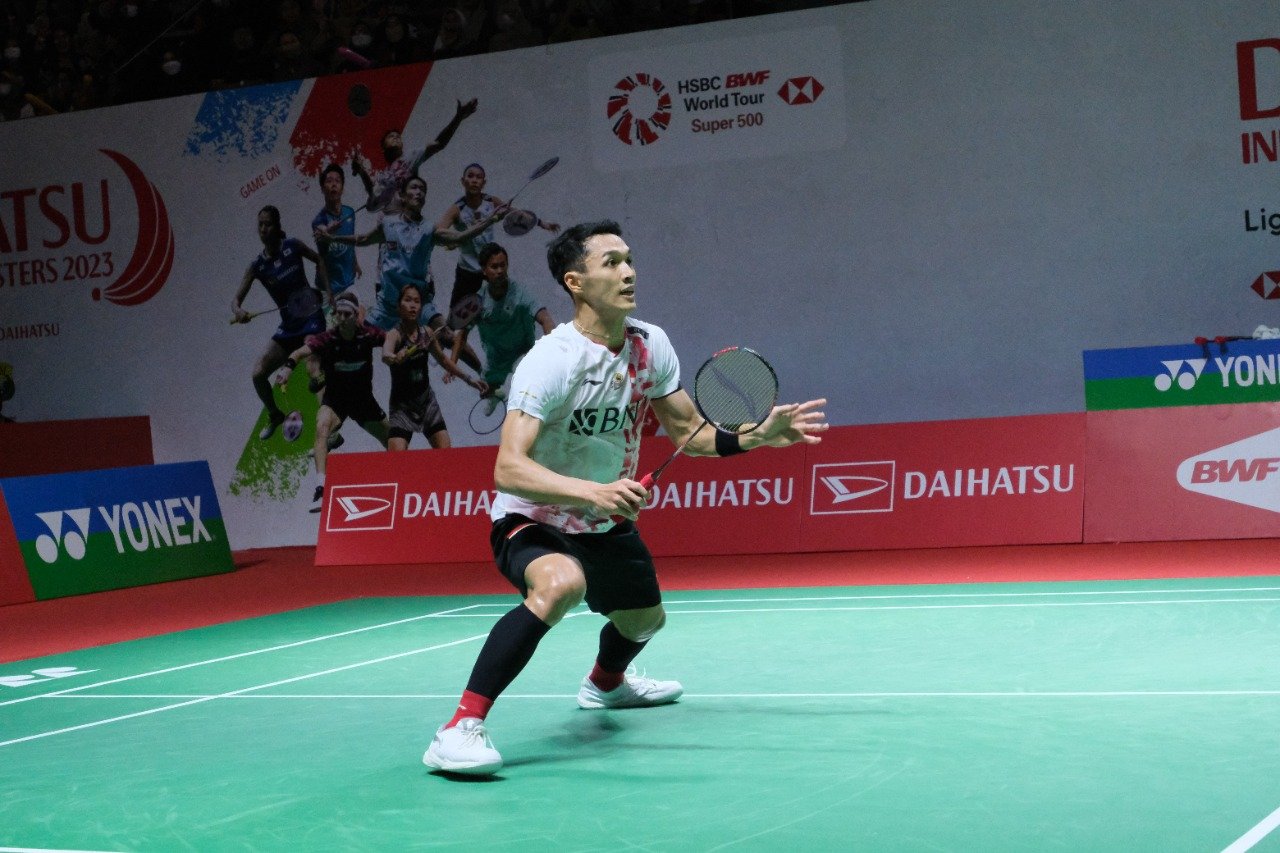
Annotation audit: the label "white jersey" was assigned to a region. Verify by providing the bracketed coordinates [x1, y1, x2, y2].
[450, 194, 498, 272]
[491, 319, 680, 533]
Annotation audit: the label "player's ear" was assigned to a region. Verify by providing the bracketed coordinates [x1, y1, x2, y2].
[562, 270, 582, 296]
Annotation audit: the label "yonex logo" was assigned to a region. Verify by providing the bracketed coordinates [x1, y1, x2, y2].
[1178, 426, 1280, 513]
[1153, 358, 1206, 391]
[325, 483, 398, 532]
[810, 462, 895, 515]
[607, 73, 672, 145]
[777, 76, 824, 105]
[33, 508, 92, 563]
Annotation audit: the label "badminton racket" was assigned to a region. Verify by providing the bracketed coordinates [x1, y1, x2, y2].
[505, 157, 559, 207]
[232, 288, 324, 324]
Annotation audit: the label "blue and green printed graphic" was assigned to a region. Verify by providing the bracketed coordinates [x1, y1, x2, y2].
[0, 461, 234, 600]
[1083, 339, 1280, 410]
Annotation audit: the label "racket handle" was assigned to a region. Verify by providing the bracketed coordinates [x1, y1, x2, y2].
[610, 472, 656, 523]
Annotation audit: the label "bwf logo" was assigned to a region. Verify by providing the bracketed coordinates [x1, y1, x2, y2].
[33, 508, 92, 563]
[325, 483, 398, 532]
[1154, 359, 1206, 392]
[607, 73, 672, 145]
[810, 462, 895, 515]
[1178, 426, 1280, 513]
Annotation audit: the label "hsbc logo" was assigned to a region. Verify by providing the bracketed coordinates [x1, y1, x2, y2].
[810, 462, 895, 515]
[1178, 426, 1280, 513]
[777, 76, 824, 105]
[325, 483, 397, 532]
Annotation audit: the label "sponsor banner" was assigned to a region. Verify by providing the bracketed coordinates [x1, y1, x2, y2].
[800, 415, 1086, 551]
[316, 440, 806, 565]
[1084, 403, 1280, 542]
[315, 447, 497, 566]
[0, 461, 234, 599]
[588, 25, 846, 170]
[0, 486, 35, 605]
[633, 441, 806, 556]
[1082, 339, 1280, 411]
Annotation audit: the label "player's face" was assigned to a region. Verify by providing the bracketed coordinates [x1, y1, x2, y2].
[398, 288, 421, 322]
[256, 211, 278, 245]
[462, 166, 485, 195]
[322, 171, 343, 203]
[334, 304, 358, 330]
[482, 252, 508, 287]
[381, 130, 403, 160]
[572, 233, 636, 315]
[400, 178, 426, 213]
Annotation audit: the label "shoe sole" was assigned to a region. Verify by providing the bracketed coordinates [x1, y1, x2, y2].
[577, 691, 683, 710]
[422, 751, 502, 776]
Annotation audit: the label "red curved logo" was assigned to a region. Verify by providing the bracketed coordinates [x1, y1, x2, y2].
[607, 73, 671, 145]
[94, 149, 174, 307]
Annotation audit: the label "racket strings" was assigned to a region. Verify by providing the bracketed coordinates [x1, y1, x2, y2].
[694, 349, 778, 433]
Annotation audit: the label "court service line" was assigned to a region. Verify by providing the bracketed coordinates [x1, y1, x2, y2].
[0, 631, 492, 749]
[1222, 803, 1280, 852]
[0, 602, 487, 709]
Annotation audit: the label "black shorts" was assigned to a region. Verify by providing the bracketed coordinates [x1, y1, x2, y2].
[323, 390, 385, 426]
[490, 514, 661, 615]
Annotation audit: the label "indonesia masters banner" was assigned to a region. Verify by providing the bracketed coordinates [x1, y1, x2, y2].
[0, 461, 234, 599]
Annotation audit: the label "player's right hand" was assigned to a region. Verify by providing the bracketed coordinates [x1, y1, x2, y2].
[232, 307, 250, 324]
[590, 478, 650, 519]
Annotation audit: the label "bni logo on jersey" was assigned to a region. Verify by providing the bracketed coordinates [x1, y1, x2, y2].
[810, 462, 896, 515]
[325, 483, 398, 532]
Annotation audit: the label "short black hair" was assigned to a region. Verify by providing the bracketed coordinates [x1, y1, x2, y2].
[258, 204, 285, 239]
[320, 163, 344, 185]
[478, 242, 507, 268]
[546, 220, 622, 296]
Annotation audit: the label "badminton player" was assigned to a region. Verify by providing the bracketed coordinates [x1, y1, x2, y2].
[434, 162, 559, 321]
[443, 242, 553, 417]
[276, 291, 389, 511]
[422, 220, 828, 775]
[382, 282, 488, 450]
[312, 163, 362, 316]
[232, 205, 329, 440]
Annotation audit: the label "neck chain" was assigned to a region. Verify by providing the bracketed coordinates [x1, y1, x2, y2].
[573, 320, 611, 342]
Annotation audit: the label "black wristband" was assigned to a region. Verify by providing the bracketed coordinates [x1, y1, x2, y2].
[284, 357, 297, 370]
[715, 429, 747, 457]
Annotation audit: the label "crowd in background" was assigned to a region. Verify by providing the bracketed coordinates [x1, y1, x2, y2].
[0, 0, 848, 121]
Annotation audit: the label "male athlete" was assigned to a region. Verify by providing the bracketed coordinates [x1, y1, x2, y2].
[312, 163, 362, 313]
[232, 205, 329, 440]
[352, 99, 478, 218]
[444, 242, 553, 417]
[434, 162, 559, 323]
[276, 291, 388, 511]
[422, 220, 829, 775]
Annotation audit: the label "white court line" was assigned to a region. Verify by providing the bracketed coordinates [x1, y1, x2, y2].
[662, 596, 1280, 615]
[0, 848, 122, 853]
[0, 632, 491, 749]
[1223, 803, 1280, 852]
[0, 602, 487, 709]
[41, 690, 1280, 700]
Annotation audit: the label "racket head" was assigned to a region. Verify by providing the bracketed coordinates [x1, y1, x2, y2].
[528, 156, 559, 180]
[469, 395, 506, 434]
[285, 288, 325, 321]
[692, 346, 779, 434]
[502, 208, 537, 237]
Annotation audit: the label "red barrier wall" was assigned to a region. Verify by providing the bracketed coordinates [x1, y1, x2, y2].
[0, 417, 153, 477]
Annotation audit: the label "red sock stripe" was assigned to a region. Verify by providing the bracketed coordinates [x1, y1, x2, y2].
[447, 689, 494, 728]
[589, 662, 624, 692]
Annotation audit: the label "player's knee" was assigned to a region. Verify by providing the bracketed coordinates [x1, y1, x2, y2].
[633, 609, 666, 642]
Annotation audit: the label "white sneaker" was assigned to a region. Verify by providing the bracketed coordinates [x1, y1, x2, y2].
[577, 669, 683, 710]
[422, 718, 503, 775]
[258, 412, 286, 440]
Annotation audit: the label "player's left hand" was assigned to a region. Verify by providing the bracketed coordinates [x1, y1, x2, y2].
[272, 366, 293, 388]
[750, 399, 829, 448]
[456, 98, 478, 119]
[472, 378, 489, 395]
